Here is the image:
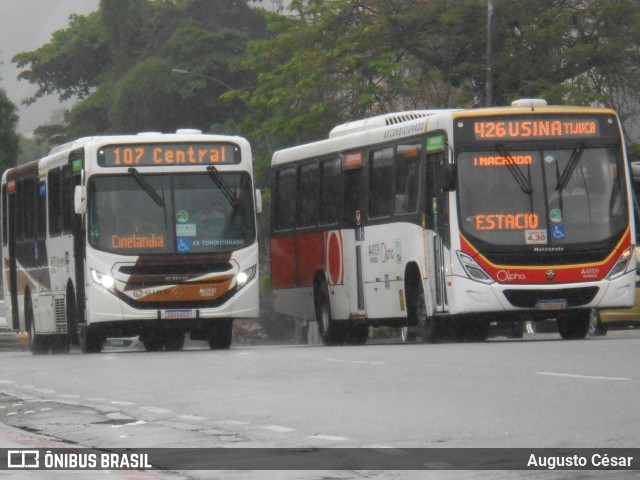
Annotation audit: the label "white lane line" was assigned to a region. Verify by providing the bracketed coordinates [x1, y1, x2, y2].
[111, 401, 136, 406]
[324, 358, 387, 365]
[536, 371, 632, 381]
[57, 394, 80, 399]
[6, 412, 17, 417]
[85, 397, 106, 402]
[215, 420, 249, 426]
[36, 389, 56, 394]
[258, 425, 295, 433]
[40, 408, 52, 412]
[307, 434, 350, 442]
[0, 380, 13, 384]
[141, 406, 171, 414]
[179, 415, 208, 421]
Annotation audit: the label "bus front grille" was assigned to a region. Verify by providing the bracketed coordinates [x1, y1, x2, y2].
[503, 287, 599, 309]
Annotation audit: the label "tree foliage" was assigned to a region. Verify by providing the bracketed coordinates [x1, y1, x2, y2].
[0, 89, 19, 171]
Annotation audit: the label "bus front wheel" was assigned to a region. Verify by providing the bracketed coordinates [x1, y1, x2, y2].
[208, 319, 233, 350]
[557, 310, 590, 340]
[79, 324, 102, 353]
[315, 282, 342, 346]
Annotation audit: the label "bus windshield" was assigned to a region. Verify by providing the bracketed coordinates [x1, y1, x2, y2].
[88, 172, 255, 254]
[457, 145, 627, 247]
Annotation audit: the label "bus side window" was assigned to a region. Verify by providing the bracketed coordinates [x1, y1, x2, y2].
[369, 147, 394, 218]
[395, 143, 421, 215]
[16, 180, 24, 241]
[273, 166, 297, 232]
[320, 157, 341, 225]
[37, 181, 46, 240]
[23, 177, 35, 241]
[298, 162, 319, 228]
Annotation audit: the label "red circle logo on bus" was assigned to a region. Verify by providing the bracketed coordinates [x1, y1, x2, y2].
[326, 231, 343, 285]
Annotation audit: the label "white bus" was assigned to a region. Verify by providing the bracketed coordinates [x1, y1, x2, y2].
[270, 100, 636, 345]
[1, 130, 260, 353]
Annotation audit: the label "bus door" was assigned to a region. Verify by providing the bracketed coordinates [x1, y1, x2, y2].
[425, 141, 449, 313]
[342, 152, 365, 315]
[7, 186, 19, 329]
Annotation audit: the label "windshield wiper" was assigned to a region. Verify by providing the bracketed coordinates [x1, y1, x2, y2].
[556, 142, 585, 191]
[207, 166, 237, 206]
[128, 167, 165, 207]
[496, 144, 533, 195]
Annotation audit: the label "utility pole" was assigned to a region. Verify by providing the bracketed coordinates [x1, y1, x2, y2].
[486, 0, 494, 107]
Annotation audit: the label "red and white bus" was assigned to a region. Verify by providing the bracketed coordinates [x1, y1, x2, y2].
[270, 100, 636, 344]
[2, 130, 260, 353]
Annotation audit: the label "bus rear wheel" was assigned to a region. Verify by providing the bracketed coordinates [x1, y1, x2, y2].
[208, 319, 233, 350]
[557, 310, 590, 340]
[315, 282, 342, 346]
[164, 329, 186, 351]
[144, 330, 164, 352]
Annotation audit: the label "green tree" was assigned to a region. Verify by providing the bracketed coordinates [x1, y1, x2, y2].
[0, 89, 19, 171]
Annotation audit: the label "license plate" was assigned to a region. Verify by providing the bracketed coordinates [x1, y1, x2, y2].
[535, 299, 568, 311]
[164, 309, 191, 319]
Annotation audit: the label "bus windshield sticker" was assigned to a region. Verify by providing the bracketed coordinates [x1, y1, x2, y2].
[176, 224, 197, 237]
[525, 229, 547, 245]
[99, 143, 238, 167]
[343, 152, 363, 169]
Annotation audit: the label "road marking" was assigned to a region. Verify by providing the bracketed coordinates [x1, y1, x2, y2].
[215, 420, 249, 426]
[40, 408, 52, 412]
[258, 425, 295, 433]
[324, 358, 387, 365]
[6, 412, 17, 417]
[57, 394, 80, 399]
[85, 397, 106, 402]
[111, 401, 136, 406]
[24, 410, 35, 415]
[536, 372, 632, 381]
[36, 389, 56, 394]
[179, 415, 208, 421]
[0, 380, 13, 384]
[307, 434, 350, 442]
[141, 406, 171, 414]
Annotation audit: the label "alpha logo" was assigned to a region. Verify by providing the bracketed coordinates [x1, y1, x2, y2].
[546, 270, 556, 281]
[496, 270, 526, 282]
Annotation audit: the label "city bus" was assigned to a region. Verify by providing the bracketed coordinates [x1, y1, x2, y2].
[1, 130, 260, 354]
[270, 99, 636, 345]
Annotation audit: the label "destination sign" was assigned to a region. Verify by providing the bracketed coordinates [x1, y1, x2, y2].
[455, 114, 620, 144]
[98, 143, 238, 167]
[473, 118, 599, 140]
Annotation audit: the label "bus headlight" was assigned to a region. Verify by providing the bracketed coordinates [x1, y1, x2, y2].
[457, 252, 494, 284]
[607, 246, 635, 280]
[91, 269, 115, 290]
[236, 266, 257, 288]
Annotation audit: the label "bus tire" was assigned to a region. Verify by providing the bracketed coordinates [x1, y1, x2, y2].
[208, 319, 233, 350]
[557, 310, 590, 340]
[79, 324, 102, 353]
[315, 281, 341, 346]
[164, 329, 185, 351]
[452, 315, 490, 342]
[410, 282, 440, 343]
[144, 330, 165, 352]
[401, 326, 417, 343]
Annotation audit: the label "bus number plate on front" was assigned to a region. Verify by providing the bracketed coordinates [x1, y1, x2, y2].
[164, 309, 192, 319]
[535, 299, 568, 311]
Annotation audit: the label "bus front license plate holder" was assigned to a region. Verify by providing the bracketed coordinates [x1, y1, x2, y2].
[535, 299, 568, 311]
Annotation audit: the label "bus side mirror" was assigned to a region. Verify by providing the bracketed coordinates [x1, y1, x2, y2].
[255, 189, 263, 214]
[74, 185, 87, 214]
[442, 164, 457, 191]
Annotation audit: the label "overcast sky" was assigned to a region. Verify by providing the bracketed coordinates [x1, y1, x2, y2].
[0, 0, 100, 135]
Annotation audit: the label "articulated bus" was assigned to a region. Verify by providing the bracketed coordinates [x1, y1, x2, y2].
[1, 130, 260, 354]
[270, 99, 636, 345]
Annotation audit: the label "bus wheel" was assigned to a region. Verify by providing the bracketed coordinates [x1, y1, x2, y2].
[79, 324, 102, 353]
[316, 282, 341, 346]
[411, 283, 440, 343]
[164, 329, 185, 351]
[208, 319, 233, 350]
[144, 330, 165, 352]
[557, 310, 590, 340]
